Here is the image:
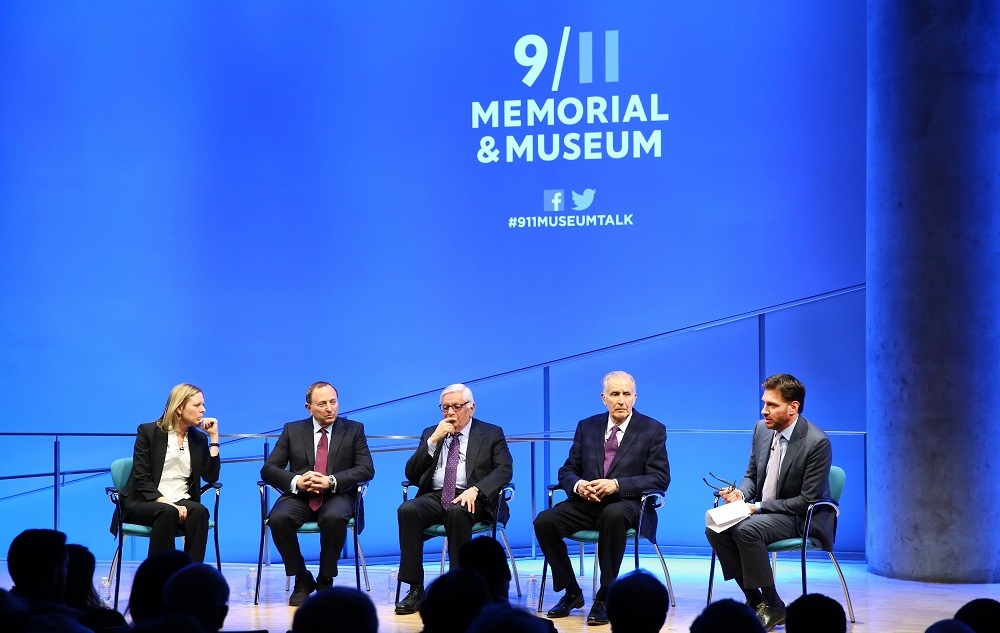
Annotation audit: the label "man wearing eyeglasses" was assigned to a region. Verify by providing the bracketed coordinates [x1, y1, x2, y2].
[394, 383, 514, 615]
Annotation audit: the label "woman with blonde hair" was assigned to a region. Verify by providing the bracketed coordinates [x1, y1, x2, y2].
[114, 383, 221, 562]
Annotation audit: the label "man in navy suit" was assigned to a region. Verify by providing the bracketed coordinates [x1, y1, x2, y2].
[261, 382, 375, 606]
[533, 371, 671, 626]
[394, 383, 514, 615]
[705, 373, 833, 632]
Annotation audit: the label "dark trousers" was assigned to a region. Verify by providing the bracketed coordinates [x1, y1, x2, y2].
[705, 513, 801, 588]
[396, 490, 485, 585]
[267, 494, 354, 578]
[533, 496, 639, 601]
[124, 499, 210, 562]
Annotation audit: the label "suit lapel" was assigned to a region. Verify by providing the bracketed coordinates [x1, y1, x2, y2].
[326, 418, 348, 474]
[779, 417, 808, 485]
[607, 413, 641, 476]
[300, 420, 316, 467]
[464, 419, 482, 479]
[152, 427, 168, 485]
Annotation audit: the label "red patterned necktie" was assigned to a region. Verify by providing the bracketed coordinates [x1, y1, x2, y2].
[441, 434, 461, 510]
[761, 431, 782, 502]
[604, 426, 620, 476]
[309, 428, 328, 512]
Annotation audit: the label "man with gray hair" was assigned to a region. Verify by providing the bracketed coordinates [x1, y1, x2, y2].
[533, 371, 670, 625]
[394, 383, 514, 615]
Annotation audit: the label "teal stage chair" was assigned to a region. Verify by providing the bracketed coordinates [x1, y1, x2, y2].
[105, 457, 222, 610]
[395, 482, 520, 603]
[537, 485, 675, 611]
[706, 464, 855, 623]
[254, 480, 370, 605]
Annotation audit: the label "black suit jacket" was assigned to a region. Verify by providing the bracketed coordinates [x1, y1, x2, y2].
[557, 410, 670, 540]
[404, 418, 513, 524]
[737, 416, 836, 549]
[115, 421, 221, 528]
[260, 416, 375, 533]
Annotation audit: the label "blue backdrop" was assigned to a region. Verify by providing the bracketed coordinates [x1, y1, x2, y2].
[0, 1, 866, 563]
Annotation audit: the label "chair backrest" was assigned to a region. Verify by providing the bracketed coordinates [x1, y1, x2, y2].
[829, 465, 845, 504]
[111, 457, 133, 489]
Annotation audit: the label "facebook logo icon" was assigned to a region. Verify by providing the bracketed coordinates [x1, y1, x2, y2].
[544, 190, 565, 212]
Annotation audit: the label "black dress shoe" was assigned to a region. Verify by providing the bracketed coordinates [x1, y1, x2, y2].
[756, 602, 787, 631]
[317, 576, 334, 590]
[586, 600, 609, 626]
[289, 572, 317, 607]
[546, 591, 585, 618]
[395, 585, 424, 615]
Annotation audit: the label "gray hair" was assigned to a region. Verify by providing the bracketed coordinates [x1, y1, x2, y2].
[602, 371, 636, 393]
[440, 383, 475, 406]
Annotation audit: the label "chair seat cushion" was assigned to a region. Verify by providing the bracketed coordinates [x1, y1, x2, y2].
[767, 537, 820, 552]
[263, 519, 354, 533]
[568, 528, 637, 542]
[122, 520, 216, 538]
[422, 522, 501, 537]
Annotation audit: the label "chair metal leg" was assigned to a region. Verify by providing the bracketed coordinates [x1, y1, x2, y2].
[578, 542, 585, 576]
[356, 540, 370, 592]
[538, 559, 549, 613]
[254, 519, 267, 605]
[652, 544, 676, 607]
[213, 525, 221, 572]
[498, 529, 521, 596]
[111, 534, 124, 611]
[592, 543, 599, 598]
[440, 538, 448, 575]
[707, 550, 716, 606]
[771, 551, 778, 580]
[827, 552, 855, 623]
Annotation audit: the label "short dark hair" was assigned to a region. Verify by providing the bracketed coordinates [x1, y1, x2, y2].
[606, 570, 669, 633]
[786, 593, 846, 633]
[419, 569, 491, 633]
[306, 381, 337, 405]
[691, 599, 765, 633]
[128, 550, 193, 622]
[955, 598, 1000, 633]
[762, 373, 806, 413]
[459, 537, 511, 600]
[7, 529, 68, 600]
[293, 587, 378, 633]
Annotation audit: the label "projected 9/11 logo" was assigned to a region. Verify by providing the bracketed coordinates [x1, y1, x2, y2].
[472, 28, 668, 165]
[515, 29, 619, 91]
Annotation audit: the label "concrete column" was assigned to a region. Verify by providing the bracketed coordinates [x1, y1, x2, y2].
[867, 1, 1000, 581]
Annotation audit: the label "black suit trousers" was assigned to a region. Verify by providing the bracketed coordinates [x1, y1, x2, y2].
[123, 499, 210, 562]
[533, 496, 639, 600]
[705, 512, 800, 588]
[268, 494, 354, 578]
[396, 490, 486, 585]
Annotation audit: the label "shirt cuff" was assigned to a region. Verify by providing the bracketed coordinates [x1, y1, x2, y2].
[291, 475, 302, 494]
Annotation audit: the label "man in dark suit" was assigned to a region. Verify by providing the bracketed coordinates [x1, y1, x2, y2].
[705, 373, 833, 632]
[394, 383, 514, 615]
[533, 371, 670, 626]
[261, 381, 375, 606]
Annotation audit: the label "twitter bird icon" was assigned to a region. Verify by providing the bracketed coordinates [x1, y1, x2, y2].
[571, 188, 597, 211]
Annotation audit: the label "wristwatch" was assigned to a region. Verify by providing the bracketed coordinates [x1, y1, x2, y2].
[328, 475, 335, 490]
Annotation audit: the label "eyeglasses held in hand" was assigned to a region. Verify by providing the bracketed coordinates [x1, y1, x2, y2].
[702, 471, 737, 494]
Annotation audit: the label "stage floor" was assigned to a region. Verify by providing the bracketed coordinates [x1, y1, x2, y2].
[3, 554, 994, 632]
